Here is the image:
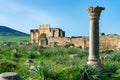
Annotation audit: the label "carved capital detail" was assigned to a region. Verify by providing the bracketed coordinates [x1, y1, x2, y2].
[88, 6, 105, 20]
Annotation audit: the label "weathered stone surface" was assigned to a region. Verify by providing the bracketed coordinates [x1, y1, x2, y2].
[48, 37, 89, 48]
[34, 50, 41, 55]
[30, 24, 65, 45]
[0, 72, 21, 80]
[87, 6, 104, 67]
[25, 59, 34, 66]
[3, 42, 13, 47]
[12, 48, 17, 53]
[69, 54, 78, 58]
[29, 66, 36, 73]
[33, 34, 120, 50]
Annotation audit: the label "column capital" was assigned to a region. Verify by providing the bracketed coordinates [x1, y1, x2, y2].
[88, 6, 105, 20]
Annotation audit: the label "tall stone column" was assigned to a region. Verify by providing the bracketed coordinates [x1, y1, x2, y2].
[82, 38, 86, 51]
[33, 30, 36, 43]
[87, 6, 104, 67]
[35, 29, 39, 44]
[30, 30, 34, 44]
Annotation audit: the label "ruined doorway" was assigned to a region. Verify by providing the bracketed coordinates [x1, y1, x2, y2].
[39, 33, 48, 46]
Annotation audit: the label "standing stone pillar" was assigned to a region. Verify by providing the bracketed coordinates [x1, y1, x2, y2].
[82, 37, 86, 50]
[35, 29, 39, 44]
[33, 30, 36, 43]
[30, 30, 34, 44]
[87, 6, 104, 67]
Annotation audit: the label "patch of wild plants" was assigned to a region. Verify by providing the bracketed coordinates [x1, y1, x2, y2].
[80, 65, 105, 80]
[110, 52, 120, 61]
[41, 47, 64, 57]
[27, 44, 42, 52]
[103, 60, 118, 76]
[15, 65, 30, 80]
[35, 62, 84, 80]
[35, 62, 56, 80]
[0, 60, 17, 73]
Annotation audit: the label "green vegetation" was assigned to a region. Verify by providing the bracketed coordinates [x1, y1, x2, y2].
[0, 36, 30, 42]
[0, 43, 120, 80]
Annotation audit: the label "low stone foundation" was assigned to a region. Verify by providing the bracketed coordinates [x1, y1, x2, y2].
[0, 72, 21, 80]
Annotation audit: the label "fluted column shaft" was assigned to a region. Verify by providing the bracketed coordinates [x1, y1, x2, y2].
[87, 6, 104, 67]
[30, 30, 34, 44]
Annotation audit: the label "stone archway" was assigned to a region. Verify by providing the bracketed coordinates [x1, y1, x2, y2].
[39, 33, 48, 46]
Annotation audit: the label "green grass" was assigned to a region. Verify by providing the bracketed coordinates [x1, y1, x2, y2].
[0, 44, 120, 80]
[0, 36, 30, 42]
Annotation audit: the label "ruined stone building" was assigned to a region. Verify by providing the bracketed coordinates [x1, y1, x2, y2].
[30, 24, 65, 45]
[30, 24, 120, 50]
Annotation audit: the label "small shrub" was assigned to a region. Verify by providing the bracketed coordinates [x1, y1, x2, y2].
[35, 62, 56, 80]
[56, 66, 82, 80]
[28, 53, 36, 59]
[11, 52, 20, 58]
[28, 44, 39, 52]
[80, 65, 103, 80]
[110, 52, 120, 61]
[103, 61, 118, 75]
[0, 61, 17, 73]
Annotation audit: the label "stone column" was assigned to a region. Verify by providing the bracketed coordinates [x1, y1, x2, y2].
[117, 39, 120, 50]
[35, 29, 39, 44]
[82, 38, 86, 50]
[51, 29, 54, 37]
[30, 30, 34, 44]
[87, 6, 104, 67]
[33, 30, 36, 43]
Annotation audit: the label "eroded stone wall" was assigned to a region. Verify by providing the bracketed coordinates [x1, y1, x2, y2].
[48, 37, 89, 48]
[47, 34, 120, 50]
[30, 25, 120, 50]
[30, 24, 65, 45]
[100, 35, 120, 50]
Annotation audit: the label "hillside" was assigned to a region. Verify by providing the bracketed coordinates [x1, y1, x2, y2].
[0, 36, 30, 42]
[0, 26, 29, 36]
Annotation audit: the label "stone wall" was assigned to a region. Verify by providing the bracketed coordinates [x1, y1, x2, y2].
[47, 34, 120, 50]
[48, 37, 89, 48]
[30, 24, 65, 45]
[30, 25, 120, 50]
[100, 34, 120, 50]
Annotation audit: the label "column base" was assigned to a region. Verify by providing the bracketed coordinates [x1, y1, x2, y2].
[87, 57, 102, 68]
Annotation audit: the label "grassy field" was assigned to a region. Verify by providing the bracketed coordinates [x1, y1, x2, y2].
[0, 43, 120, 80]
[0, 36, 30, 42]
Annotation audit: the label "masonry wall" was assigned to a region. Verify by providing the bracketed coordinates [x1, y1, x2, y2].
[100, 35, 120, 50]
[30, 25, 120, 50]
[47, 35, 120, 50]
[48, 37, 89, 48]
[30, 24, 65, 45]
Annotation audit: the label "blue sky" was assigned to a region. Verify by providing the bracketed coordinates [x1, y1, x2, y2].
[0, 0, 120, 36]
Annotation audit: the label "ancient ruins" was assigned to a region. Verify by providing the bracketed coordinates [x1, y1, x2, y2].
[87, 6, 104, 67]
[30, 24, 120, 50]
[30, 8, 120, 50]
[30, 24, 65, 46]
